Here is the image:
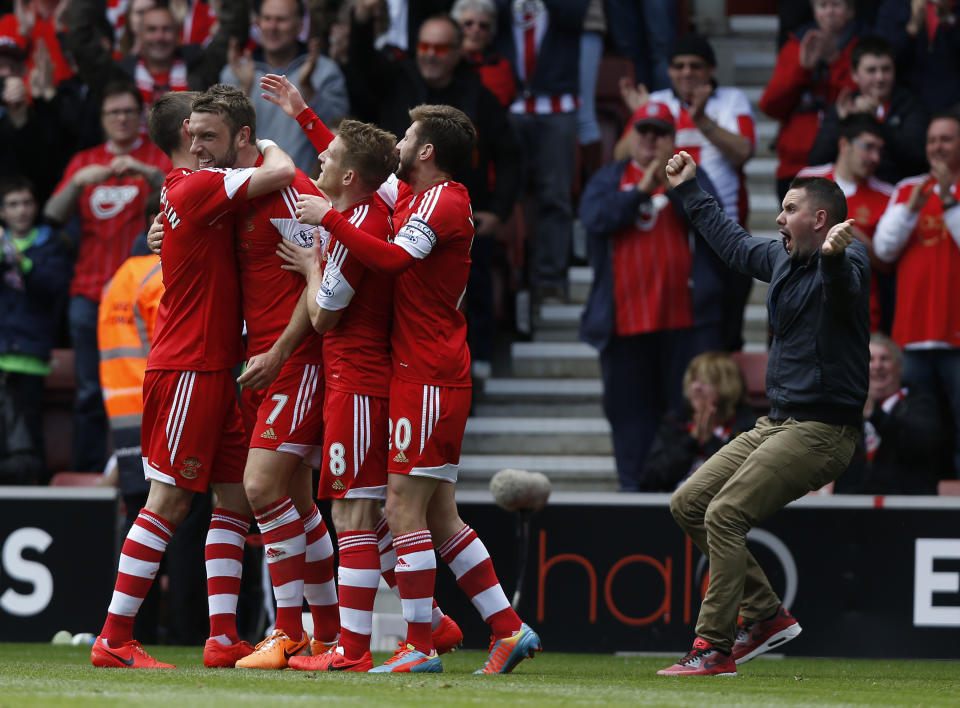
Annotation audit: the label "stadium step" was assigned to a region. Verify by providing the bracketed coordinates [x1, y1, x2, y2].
[510, 342, 600, 378]
[457, 454, 618, 491]
[462, 417, 613, 455]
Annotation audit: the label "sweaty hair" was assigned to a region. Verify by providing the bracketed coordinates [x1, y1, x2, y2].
[682, 352, 746, 423]
[851, 36, 895, 71]
[838, 113, 883, 143]
[0, 175, 36, 204]
[101, 80, 144, 113]
[148, 91, 200, 157]
[408, 104, 476, 175]
[337, 119, 398, 191]
[786, 176, 848, 227]
[192, 84, 258, 141]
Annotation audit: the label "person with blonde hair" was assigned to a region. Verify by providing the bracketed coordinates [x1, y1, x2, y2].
[641, 352, 756, 492]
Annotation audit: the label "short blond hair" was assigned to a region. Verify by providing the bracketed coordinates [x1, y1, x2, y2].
[337, 119, 398, 190]
[683, 352, 746, 421]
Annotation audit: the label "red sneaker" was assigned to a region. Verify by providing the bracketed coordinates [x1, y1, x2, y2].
[732, 605, 802, 664]
[289, 645, 374, 671]
[203, 637, 254, 668]
[657, 638, 737, 676]
[91, 637, 175, 669]
[431, 615, 463, 655]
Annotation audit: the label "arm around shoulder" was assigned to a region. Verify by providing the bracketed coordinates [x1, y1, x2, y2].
[247, 143, 296, 199]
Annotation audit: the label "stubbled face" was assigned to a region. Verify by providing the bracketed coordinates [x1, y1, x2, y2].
[0, 188, 37, 235]
[926, 117, 960, 171]
[140, 8, 177, 63]
[458, 9, 493, 53]
[315, 135, 348, 198]
[776, 187, 824, 262]
[868, 341, 901, 400]
[813, 0, 854, 35]
[101, 92, 142, 145]
[839, 131, 883, 181]
[853, 54, 894, 102]
[416, 19, 461, 89]
[667, 53, 713, 104]
[258, 0, 301, 55]
[188, 111, 239, 169]
[396, 122, 422, 181]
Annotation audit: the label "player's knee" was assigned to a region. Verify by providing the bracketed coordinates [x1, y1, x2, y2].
[242, 472, 277, 511]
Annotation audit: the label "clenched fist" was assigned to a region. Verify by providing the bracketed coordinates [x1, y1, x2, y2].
[821, 218, 856, 256]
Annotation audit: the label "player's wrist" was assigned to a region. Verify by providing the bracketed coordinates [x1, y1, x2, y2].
[256, 139, 279, 154]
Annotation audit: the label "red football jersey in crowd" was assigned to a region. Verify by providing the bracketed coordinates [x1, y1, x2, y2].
[318, 196, 395, 398]
[612, 162, 693, 336]
[237, 167, 324, 363]
[148, 167, 253, 372]
[53, 139, 171, 301]
[389, 180, 474, 387]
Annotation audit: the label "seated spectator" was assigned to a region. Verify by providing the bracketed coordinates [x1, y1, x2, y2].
[760, 0, 860, 199]
[220, 0, 348, 172]
[0, 176, 72, 485]
[347, 9, 521, 377]
[835, 334, 944, 494]
[799, 114, 895, 332]
[43, 80, 171, 474]
[641, 352, 756, 492]
[579, 103, 720, 491]
[874, 111, 960, 477]
[875, 0, 960, 113]
[66, 0, 247, 111]
[807, 36, 928, 184]
[451, 0, 515, 107]
[618, 34, 756, 351]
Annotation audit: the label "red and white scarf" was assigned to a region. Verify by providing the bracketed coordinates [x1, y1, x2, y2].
[134, 57, 189, 106]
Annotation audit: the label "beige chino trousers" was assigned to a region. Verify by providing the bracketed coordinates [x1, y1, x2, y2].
[669, 416, 858, 653]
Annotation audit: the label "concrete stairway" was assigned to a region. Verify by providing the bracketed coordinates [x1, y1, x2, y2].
[458, 15, 780, 493]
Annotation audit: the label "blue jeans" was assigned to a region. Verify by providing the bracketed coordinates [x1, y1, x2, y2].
[902, 348, 960, 477]
[69, 294, 107, 471]
[510, 111, 578, 289]
[605, 0, 676, 91]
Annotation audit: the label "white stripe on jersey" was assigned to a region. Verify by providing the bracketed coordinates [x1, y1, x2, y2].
[222, 167, 256, 199]
[417, 183, 444, 222]
[377, 174, 399, 210]
[168, 371, 195, 465]
[280, 185, 300, 217]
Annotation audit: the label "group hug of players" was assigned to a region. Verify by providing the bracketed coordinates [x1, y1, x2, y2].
[88, 75, 541, 675]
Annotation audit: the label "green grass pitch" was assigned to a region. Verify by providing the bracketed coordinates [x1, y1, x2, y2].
[1, 644, 959, 707]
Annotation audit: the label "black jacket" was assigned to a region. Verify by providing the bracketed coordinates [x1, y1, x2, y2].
[807, 86, 928, 184]
[836, 390, 945, 494]
[673, 179, 870, 425]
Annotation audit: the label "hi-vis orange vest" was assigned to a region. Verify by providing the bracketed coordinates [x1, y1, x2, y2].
[98, 255, 163, 428]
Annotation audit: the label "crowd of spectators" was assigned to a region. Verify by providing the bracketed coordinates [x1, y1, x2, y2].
[0, 0, 958, 495]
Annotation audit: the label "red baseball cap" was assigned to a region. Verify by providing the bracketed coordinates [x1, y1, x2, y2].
[630, 102, 675, 133]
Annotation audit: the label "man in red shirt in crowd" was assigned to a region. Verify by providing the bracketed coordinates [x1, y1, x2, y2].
[90, 88, 296, 670]
[799, 114, 894, 331]
[295, 103, 541, 674]
[44, 80, 170, 474]
[874, 111, 960, 477]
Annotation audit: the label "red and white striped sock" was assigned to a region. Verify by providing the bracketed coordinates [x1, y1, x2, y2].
[302, 505, 339, 643]
[336, 531, 380, 659]
[255, 497, 305, 640]
[205, 507, 249, 645]
[438, 525, 521, 638]
[393, 529, 436, 654]
[374, 516, 398, 593]
[101, 509, 174, 645]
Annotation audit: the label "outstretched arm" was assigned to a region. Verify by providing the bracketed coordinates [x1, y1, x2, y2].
[296, 195, 415, 274]
[260, 73, 335, 155]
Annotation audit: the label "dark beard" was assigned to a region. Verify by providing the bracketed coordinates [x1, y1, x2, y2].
[214, 143, 239, 169]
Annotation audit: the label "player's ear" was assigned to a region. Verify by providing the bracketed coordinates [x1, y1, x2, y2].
[419, 142, 434, 162]
[236, 125, 252, 148]
[342, 168, 356, 187]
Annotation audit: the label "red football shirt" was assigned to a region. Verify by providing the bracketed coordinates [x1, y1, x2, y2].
[390, 180, 473, 387]
[147, 167, 253, 372]
[317, 196, 395, 398]
[236, 167, 324, 363]
[53, 139, 171, 301]
[612, 162, 693, 336]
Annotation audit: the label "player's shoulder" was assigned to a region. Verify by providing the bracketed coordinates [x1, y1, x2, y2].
[292, 168, 320, 194]
[797, 163, 834, 178]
